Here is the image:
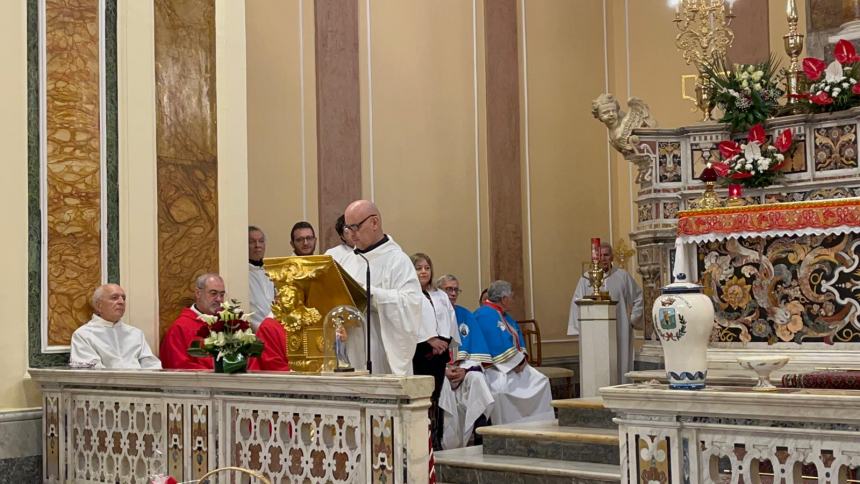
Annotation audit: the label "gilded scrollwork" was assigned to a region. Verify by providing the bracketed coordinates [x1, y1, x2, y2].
[265, 256, 365, 373]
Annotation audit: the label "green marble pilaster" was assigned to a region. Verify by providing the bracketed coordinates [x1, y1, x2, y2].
[27, 0, 120, 367]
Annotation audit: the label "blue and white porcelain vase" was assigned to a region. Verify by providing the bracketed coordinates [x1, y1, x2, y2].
[652, 273, 715, 389]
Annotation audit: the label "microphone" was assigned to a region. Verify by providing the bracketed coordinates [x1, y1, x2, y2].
[354, 249, 372, 374]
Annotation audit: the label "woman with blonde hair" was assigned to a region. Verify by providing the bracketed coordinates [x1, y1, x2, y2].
[410, 252, 459, 449]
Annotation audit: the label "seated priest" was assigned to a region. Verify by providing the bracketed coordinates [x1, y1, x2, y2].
[436, 274, 475, 323]
[70, 284, 161, 369]
[472, 280, 554, 425]
[160, 273, 259, 370]
[439, 290, 494, 450]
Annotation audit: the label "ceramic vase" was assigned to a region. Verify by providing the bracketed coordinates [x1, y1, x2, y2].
[652, 274, 715, 389]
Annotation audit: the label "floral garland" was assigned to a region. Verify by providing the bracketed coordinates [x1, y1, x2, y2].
[795, 39, 860, 112]
[708, 124, 793, 189]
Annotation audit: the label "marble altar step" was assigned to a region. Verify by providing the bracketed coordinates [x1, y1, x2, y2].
[477, 419, 619, 465]
[434, 444, 621, 484]
[552, 396, 616, 429]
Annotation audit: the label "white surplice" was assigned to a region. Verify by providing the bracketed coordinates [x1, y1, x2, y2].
[483, 352, 555, 425]
[324, 243, 354, 265]
[439, 370, 494, 449]
[428, 288, 460, 347]
[248, 263, 275, 330]
[338, 236, 425, 375]
[567, 267, 643, 383]
[70, 315, 161, 369]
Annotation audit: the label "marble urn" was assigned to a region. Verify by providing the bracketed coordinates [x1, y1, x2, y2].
[652, 274, 715, 389]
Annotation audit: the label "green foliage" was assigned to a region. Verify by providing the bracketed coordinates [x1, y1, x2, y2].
[702, 54, 783, 132]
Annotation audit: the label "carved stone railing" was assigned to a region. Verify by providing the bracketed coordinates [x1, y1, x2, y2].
[602, 383, 860, 483]
[30, 368, 433, 484]
[628, 108, 860, 369]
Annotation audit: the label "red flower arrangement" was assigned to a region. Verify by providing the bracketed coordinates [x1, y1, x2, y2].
[708, 124, 794, 189]
[795, 39, 860, 112]
[187, 300, 263, 373]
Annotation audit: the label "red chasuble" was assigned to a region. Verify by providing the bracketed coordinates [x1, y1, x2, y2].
[160, 307, 261, 370]
[256, 317, 291, 371]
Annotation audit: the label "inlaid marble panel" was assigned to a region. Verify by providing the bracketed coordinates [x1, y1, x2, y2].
[699, 234, 860, 344]
[370, 414, 395, 483]
[636, 434, 670, 484]
[154, 0, 218, 337]
[44, 395, 60, 482]
[657, 142, 682, 184]
[44, 0, 102, 346]
[813, 123, 858, 171]
[166, 403, 183, 481]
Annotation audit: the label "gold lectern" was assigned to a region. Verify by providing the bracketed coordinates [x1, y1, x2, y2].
[263, 255, 367, 372]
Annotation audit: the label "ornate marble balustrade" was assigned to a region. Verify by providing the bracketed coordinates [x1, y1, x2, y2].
[30, 369, 433, 484]
[629, 109, 860, 371]
[602, 383, 860, 483]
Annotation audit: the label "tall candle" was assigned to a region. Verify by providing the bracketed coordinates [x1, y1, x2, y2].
[591, 238, 601, 262]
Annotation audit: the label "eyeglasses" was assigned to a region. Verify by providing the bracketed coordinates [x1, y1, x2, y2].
[344, 214, 377, 232]
[442, 287, 462, 295]
[293, 236, 316, 244]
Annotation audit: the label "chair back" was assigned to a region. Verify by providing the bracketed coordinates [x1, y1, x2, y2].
[517, 319, 542, 366]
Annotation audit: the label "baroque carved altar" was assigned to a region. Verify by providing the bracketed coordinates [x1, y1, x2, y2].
[31, 368, 433, 484]
[628, 108, 860, 370]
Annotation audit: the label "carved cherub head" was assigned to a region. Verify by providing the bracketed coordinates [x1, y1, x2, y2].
[591, 93, 622, 129]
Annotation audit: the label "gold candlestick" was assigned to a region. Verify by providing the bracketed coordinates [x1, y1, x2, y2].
[672, 0, 736, 122]
[783, 0, 805, 109]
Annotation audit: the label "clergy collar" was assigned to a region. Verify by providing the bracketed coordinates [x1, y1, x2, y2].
[355, 234, 390, 254]
[91, 314, 120, 327]
[483, 301, 507, 315]
[249, 259, 264, 267]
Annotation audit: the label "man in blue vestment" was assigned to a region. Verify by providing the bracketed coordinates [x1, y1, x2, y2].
[470, 280, 554, 425]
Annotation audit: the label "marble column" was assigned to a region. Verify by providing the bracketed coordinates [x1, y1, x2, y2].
[577, 300, 618, 397]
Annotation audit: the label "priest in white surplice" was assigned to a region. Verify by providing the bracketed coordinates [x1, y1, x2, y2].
[338, 200, 425, 375]
[471, 280, 553, 425]
[70, 284, 161, 369]
[248, 225, 275, 330]
[567, 243, 643, 383]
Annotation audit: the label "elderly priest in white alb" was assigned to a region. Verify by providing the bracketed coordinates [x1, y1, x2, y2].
[337, 200, 424, 375]
[70, 284, 161, 369]
[567, 243, 643, 383]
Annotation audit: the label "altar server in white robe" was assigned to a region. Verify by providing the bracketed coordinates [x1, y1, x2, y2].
[70, 284, 161, 369]
[472, 280, 554, 425]
[338, 200, 425, 375]
[323, 215, 355, 265]
[567, 242, 643, 383]
[248, 225, 275, 330]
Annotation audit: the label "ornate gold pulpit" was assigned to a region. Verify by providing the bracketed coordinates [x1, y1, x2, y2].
[263, 255, 366, 372]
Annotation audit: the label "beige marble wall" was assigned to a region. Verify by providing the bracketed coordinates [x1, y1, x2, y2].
[154, 0, 219, 337]
[44, 0, 103, 346]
